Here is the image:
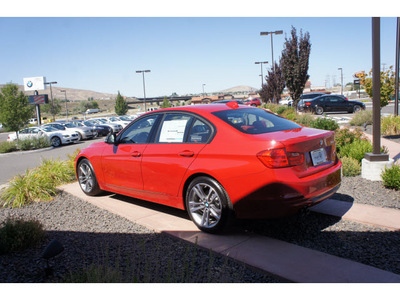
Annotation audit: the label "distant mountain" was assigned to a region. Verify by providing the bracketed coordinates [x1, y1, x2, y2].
[218, 85, 259, 94]
[0, 84, 117, 102]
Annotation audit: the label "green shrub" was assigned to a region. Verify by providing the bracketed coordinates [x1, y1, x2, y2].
[340, 156, 361, 177]
[381, 115, 400, 136]
[16, 138, 35, 151]
[311, 117, 339, 131]
[16, 137, 50, 151]
[339, 139, 387, 163]
[31, 136, 50, 149]
[0, 217, 45, 254]
[1, 155, 78, 208]
[340, 139, 372, 163]
[335, 128, 366, 154]
[0, 141, 17, 153]
[293, 113, 316, 127]
[262, 103, 280, 113]
[280, 107, 296, 120]
[349, 110, 373, 126]
[381, 164, 400, 190]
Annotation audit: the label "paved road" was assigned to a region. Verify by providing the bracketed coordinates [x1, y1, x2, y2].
[0, 137, 102, 186]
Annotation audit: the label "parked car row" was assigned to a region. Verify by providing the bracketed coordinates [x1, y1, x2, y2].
[7, 114, 140, 147]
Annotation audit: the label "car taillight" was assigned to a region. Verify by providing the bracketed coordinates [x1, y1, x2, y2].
[257, 148, 304, 168]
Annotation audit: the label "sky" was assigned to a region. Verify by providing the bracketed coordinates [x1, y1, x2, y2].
[1, 1, 400, 98]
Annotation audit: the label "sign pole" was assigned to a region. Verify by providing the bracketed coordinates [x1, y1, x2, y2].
[34, 90, 42, 126]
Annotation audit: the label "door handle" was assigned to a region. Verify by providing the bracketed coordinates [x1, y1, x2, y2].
[179, 150, 195, 157]
[131, 151, 141, 157]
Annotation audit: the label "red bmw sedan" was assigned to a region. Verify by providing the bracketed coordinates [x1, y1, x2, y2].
[75, 103, 341, 233]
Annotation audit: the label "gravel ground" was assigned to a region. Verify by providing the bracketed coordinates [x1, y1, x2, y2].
[0, 175, 399, 283]
[0, 192, 280, 283]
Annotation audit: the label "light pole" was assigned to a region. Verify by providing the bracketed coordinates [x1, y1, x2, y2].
[202, 84, 206, 97]
[260, 30, 283, 72]
[255, 61, 268, 87]
[44, 81, 57, 121]
[338, 68, 343, 95]
[136, 70, 151, 112]
[60, 90, 68, 121]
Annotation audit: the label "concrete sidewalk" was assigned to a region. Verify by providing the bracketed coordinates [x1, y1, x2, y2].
[59, 182, 400, 283]
[363, 132, 400, 162]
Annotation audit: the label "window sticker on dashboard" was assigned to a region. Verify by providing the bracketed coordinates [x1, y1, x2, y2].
[159, 119, 188, 143]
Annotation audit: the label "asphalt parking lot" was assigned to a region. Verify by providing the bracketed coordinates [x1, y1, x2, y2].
[0, 136, 101, 186]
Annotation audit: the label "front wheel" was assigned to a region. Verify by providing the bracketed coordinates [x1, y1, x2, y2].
[51, 136, 61, 147]
[186, 176, 233, 234]
[353, 105, 362, 113]
[77, 158, 102, 196]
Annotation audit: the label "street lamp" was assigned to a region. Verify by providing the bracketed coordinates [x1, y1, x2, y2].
[202, 84, 206, 97]
[255, 61, 268, 87]
[260, 30, 283, 72]
[60, 90, 68, 121]
[44, 81, 57, 121]
[136, 70, 151, 112]
[338, 68, 343, 95]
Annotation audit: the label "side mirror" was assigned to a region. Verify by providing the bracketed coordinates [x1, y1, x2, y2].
[106, 132, 118, 145]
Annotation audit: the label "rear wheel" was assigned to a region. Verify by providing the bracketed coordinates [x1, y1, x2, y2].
[315, 106, 324, 115]
[77, 159, 102, 196]
[186, 176, 233, 234]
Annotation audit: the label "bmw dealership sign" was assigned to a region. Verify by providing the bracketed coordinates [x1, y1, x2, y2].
[23, 76, 46, 91]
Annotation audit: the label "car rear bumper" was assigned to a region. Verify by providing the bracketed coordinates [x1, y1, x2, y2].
[231, 161, 342, 219]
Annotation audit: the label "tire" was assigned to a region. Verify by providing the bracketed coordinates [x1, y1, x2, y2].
[77, 158, 102, 196]
[77, 132, 83, 141]
[353, 105, 362, 113]
[251, 104, 257, 107]
[315, 106, 324, 115]
[50, 136, 62, 147]
[185, 176, 233, 234]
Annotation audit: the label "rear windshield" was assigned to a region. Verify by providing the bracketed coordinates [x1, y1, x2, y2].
[212, 108, 301, 134]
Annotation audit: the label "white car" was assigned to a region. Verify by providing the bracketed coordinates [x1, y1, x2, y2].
[45, 122, 96, 140]
[105, 116, 130, 128]
[8, 126, 79, 147]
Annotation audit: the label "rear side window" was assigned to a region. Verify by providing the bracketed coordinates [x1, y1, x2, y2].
[212, 108, 301, 134]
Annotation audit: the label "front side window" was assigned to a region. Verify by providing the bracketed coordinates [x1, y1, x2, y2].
[118, 115, 159, 144]
[213, 108, 301, 134]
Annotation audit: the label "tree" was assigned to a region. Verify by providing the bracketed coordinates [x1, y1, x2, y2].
[280, 26, 311, 110]
[259, 62, 285, 103]
[41, 98, 62, 116]
[0, 83, 33, 136]
[161, 97, 172, 108]
[362, 66, 395, 108]
[115, 91, 128, 115]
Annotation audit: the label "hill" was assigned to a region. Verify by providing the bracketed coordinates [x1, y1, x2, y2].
[218, 85, 259, 94]
[0, 84, 117, 102]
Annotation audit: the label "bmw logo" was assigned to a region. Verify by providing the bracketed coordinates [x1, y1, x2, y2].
[27, 81, 33, 88]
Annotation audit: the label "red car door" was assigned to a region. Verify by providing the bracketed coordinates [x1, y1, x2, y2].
[141, 114, 212, 205]
[101, 115, 160, 193]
